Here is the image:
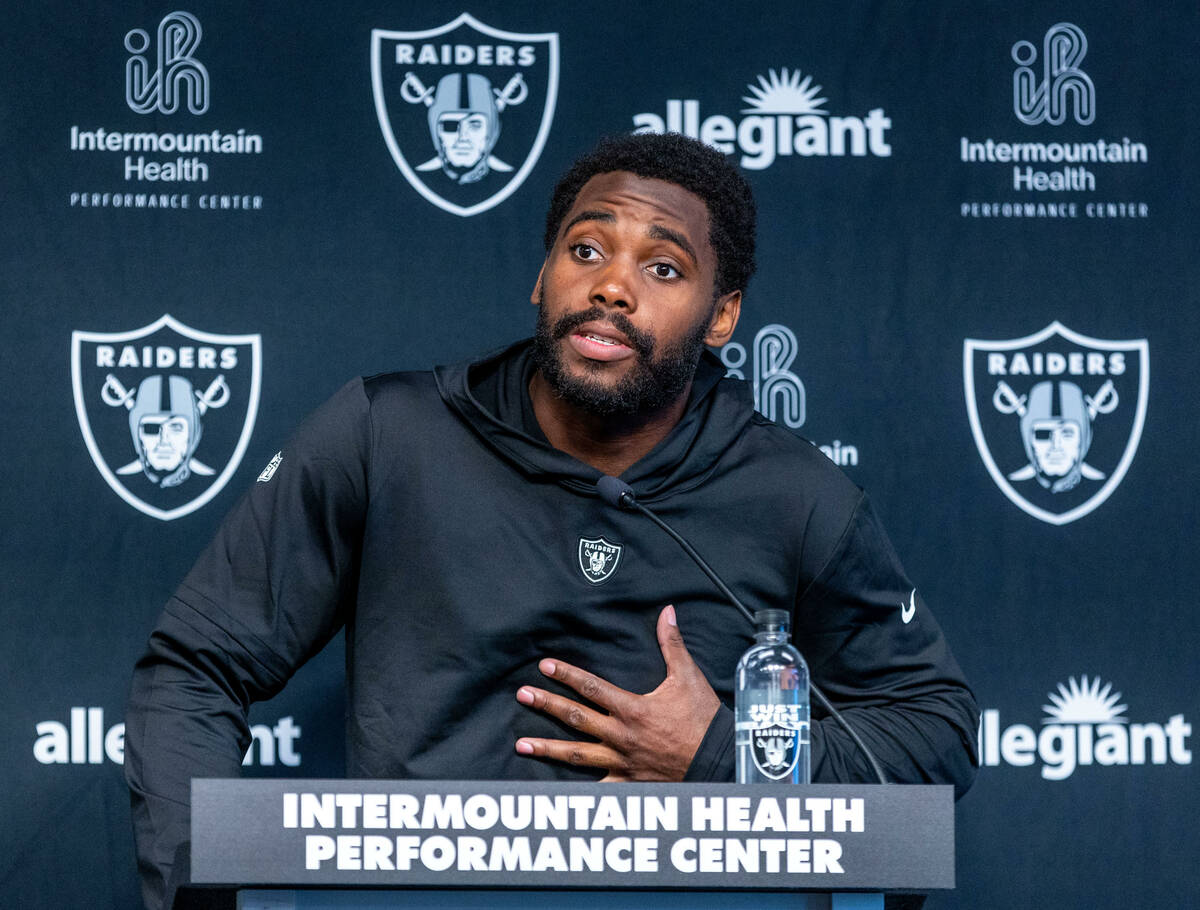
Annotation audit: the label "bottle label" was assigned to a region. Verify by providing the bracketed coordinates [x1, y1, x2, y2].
[747, 704, 805, 780]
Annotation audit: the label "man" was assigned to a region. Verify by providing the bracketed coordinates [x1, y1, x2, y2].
[125, 133, 978, 908]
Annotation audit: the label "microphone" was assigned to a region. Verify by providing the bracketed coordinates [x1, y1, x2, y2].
[596, 475, 888, 785]
[597, 475, 756, 627]
[596, 474, 638, 511]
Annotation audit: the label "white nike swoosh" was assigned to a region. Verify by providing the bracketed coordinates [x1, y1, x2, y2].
[901, 589, 916, 624]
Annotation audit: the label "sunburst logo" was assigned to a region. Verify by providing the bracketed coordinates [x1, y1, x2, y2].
[1042, 675, 1128, 724]
[741, 68, 827, 115]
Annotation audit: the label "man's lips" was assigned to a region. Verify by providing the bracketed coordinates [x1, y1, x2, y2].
[567, 324, 636, 362]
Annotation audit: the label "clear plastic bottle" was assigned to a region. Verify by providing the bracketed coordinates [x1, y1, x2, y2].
[735, 608, 810, 783]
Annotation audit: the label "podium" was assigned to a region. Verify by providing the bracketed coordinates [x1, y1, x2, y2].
[182, 780, 954, 909]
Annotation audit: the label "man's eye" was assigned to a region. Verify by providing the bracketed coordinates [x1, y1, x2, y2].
[571, 244, 598, 260]
[650, 262, 680, 279]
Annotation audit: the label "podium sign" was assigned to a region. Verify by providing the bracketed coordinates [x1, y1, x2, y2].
[192, 780, 953, 892]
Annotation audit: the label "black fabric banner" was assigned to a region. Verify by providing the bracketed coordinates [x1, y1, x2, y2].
[2, 2, 1196, 907]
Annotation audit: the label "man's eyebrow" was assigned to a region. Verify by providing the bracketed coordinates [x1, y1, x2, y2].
[563, 210, 615, 233]
[648, 224, 698, 265]
[561, 211, 699, 266]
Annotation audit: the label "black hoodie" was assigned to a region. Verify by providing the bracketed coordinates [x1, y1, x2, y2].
[125, 340, 978, 908]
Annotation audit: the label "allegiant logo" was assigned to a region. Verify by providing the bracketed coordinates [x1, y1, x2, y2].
[632, 68, 891, 171]
[978, 677, 1191, 780]
[33, 707, 302, 767]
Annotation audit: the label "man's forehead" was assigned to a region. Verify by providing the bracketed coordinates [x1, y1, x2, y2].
[564, 171, 711, 246]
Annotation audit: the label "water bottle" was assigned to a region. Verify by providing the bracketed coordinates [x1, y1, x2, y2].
[735, 608, 810, 783]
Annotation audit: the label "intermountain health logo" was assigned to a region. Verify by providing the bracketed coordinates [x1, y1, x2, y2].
[67, 10, 266, 212]
[72, 314, 261, 520]
[633, 67, 891, 170]
[959, 22, 1150, 220]
[722, 323, 859, 468]
[964, 322, 1147, 525]
[371, 13, 559, 216]
[125, 11, 210, 115]
[1011, 22, 1094, 126]
[979, 676, 1192, 780]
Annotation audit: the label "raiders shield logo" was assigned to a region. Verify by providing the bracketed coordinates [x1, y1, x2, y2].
[371, 13, 559, 217]
[751, 723, 801, 780]
[578, 536, 622, 584]
[71, 314, 262, 521]
[964, 322, 1148, 525]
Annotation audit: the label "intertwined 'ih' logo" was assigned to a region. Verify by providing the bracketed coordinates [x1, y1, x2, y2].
[720, 324, 806, 429]
[371, 13, 558, 216]
[1012, 22, 1094, 126]
[964, 323, 1147, 525]
[125, 11, 209, 115]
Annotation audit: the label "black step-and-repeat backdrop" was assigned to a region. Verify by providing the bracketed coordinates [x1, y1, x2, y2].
[2, 2, 1196, 906]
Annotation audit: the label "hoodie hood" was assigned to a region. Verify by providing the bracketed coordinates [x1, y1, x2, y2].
[434, 338, 755, 502]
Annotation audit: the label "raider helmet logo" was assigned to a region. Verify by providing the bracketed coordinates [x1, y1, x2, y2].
[748, 704, 805, 781]
[371, 13, 559, 217]
[72, 314, 261, 521]
[964, 322, 1148, 525]
[578, 536, 622, 585]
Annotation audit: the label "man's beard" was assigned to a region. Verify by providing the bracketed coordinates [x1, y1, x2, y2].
[532, 296, 711, 418]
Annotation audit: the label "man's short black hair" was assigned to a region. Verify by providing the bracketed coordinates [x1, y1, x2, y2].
[543, 133, 757, 297]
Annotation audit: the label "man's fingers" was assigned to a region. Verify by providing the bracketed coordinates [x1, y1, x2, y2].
[656, 605, 699, 675]
[537, 658, 632, 712]
[515, 737, 624, 772]
[516, 685, 615, 738]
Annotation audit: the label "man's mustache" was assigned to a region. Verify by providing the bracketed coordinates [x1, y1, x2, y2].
[551, 306, 655, 358]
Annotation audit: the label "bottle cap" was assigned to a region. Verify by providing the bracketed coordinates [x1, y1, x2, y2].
[753, 608, 789, 632]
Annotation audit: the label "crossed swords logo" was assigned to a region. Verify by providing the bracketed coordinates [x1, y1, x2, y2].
[399, 70, 528, 174]
[100, 373, 229, 477]
[992, 378, 1118, 483]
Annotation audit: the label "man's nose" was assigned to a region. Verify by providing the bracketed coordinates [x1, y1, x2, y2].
[589, 257, 637, 312]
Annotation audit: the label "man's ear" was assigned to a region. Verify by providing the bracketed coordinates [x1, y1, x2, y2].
[530, 261, 546, 305]
[704, 290, 742, 347]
